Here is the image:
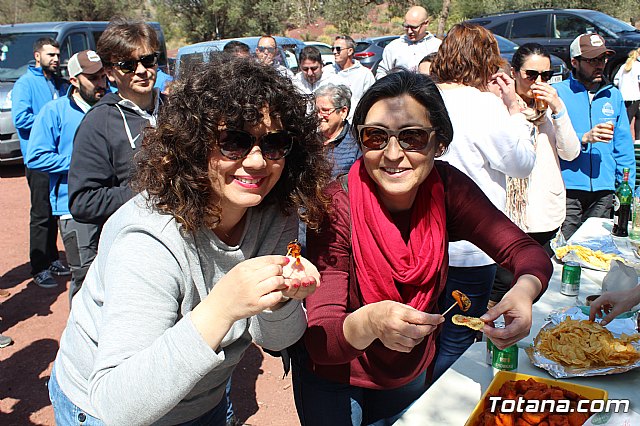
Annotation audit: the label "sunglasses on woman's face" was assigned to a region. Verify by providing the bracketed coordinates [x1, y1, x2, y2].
[218, 129, 294, 161]
[522, 69, 554, 82]
[357, 125, 436, 151]
[111, 52, 159, 74]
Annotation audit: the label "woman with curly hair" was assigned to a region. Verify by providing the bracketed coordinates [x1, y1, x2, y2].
[49, 54, 332, 426]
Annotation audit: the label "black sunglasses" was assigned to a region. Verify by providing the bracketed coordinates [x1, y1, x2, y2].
[522, 69, 554, 82]
[257, 46, 276, 54]
[218, 129, 294, 161]
[332, 46, 343, 53]
[110, 52, 159, 74]
[357, 125, 436, 151]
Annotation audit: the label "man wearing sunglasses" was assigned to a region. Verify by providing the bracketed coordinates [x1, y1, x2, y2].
[554, 33, 635, 239]
[69, 19, 164, 230]
[376, 6, 441, 79]
[25, 50, 107, 301]
[326, 35, 375, 122]
[13, 37, 70, 289]
[255, 36, 294, 79]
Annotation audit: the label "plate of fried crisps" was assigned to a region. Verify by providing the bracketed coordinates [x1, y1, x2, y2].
[551, 233, 628, 271]
[526, 308, 640, 378]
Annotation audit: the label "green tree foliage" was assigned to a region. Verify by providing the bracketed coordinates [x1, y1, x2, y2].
[323, 0, 374, 34]
[34, 0, 142, 21]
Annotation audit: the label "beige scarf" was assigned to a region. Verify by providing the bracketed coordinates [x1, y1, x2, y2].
[506, 95, 542, 230]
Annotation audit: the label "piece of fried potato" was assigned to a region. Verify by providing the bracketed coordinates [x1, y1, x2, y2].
[452, 314, 485, 331]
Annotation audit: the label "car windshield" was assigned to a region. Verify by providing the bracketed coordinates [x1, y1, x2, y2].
[494, 34, 518, 53]
[0, 32, 57, 81]
[585, 11, 638, 34]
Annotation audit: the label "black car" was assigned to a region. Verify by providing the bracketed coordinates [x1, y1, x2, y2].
[354, 35, 400, 74]
[466, 9, 640, 79]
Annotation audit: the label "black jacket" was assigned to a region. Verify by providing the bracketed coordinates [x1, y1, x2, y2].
[68, 91, 163, 225]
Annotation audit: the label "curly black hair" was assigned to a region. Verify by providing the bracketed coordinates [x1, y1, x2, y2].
[133, 53, 332, 232]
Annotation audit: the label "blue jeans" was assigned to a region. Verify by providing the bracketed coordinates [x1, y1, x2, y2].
[291, 347, 427, 426]
[49, 366, 227, 425]
[432, 264, 497, 381]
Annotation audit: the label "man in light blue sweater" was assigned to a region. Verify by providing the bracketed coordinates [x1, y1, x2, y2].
[12, 37, 69, 288]
[25, 50, 107, 303]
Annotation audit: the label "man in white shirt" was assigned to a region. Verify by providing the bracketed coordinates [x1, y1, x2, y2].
[292, 46, 333, 95]
[256, 36, 294, 79]
[327, 35, 375, 121]
[376, 6, 442, 79]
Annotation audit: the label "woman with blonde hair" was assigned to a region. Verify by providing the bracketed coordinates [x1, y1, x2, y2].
[614, 48, 640, 139]
[429, 22, 537, 379]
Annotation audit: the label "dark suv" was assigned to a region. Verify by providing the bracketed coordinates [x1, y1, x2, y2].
[466, 9, 640, 79]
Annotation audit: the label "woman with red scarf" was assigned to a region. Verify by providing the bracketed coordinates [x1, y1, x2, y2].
[291, 71, 553, 425]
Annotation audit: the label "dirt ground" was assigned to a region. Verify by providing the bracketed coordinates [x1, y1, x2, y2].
[0, 164, 299, 425]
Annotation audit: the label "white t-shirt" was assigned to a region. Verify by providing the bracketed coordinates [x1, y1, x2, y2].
[614, 59, 640, 102]
[376, 34, 442, 79]
[438, 85, 535, 267]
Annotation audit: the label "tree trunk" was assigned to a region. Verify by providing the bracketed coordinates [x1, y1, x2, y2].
[437, 0, 451, 38]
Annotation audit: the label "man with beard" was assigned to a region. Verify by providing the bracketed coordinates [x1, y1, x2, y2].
[12, 37, 69, 289]
[26, 50, 107, 302]
[68, 19, 163, 230]
[555, 33, 636, 238]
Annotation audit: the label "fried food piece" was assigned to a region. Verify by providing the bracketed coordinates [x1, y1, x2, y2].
[452, 314, 485, 331]
[452, 289, 471, 311]
[555, 245, 623, 270]
[286, 239, 302, 264]
[534, 318, 640, 368]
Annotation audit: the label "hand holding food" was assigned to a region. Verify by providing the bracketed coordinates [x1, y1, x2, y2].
[482, 276, 540, 349]
[281, 239, 320, 300]
[364, 300, 444, 353]
[535, 318, 640, 368]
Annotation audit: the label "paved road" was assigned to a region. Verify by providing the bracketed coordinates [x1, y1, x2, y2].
[0, 165, 298, 425]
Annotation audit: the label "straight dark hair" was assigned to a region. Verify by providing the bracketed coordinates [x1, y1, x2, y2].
[33, 37, 59, 53]
[511, 43, 551, 70]
[352, 71, 454, 151]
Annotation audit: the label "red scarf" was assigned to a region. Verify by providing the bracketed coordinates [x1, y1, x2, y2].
[348, 159, 446, 311]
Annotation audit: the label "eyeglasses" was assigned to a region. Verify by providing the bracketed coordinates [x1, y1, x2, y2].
[257, 46, 276, 54]
[357, 125, 436, 151]
[522, 69, 554, 82]
[579, 55, 609, 65]
[218, 129, 294, 161]
[110, 52, 159, 74]
[403, 21, 426, 31]
[332, 46, 343, 54]
[317, 107, 338, 117]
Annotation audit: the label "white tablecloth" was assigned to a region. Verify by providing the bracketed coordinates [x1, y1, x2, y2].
[394, 217, 640, 425]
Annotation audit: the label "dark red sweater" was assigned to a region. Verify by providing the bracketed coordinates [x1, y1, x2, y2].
[304, 162, 552, 389]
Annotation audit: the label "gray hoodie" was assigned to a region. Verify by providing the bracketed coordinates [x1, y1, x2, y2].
[53, 194, 306, 425]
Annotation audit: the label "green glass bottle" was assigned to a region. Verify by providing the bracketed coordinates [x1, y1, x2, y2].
[612, 168, 633, 237]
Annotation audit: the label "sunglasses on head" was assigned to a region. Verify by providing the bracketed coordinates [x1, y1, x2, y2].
[522, 69, 554, 82]
[110, 52, 159, 74]
[218, 129, 294, 161]
[257, 46, 276, 54]
[357, 125, 436, 151]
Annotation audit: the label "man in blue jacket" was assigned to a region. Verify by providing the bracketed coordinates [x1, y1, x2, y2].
[555, 33, 636, 238]
[25, 51, 107, 302]
[12, 37, 69, 288]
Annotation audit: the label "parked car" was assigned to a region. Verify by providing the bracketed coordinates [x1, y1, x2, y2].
[0, 21, 168, 165]
[465, 9, 640, 79]
[494, 34, 569, 82]
[354, 35, 400, 74]
[303, 41, 334, 66]
[175, 36, 306, 77]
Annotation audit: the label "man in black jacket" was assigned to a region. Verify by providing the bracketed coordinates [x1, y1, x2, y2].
[68, 19, 163, 227]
